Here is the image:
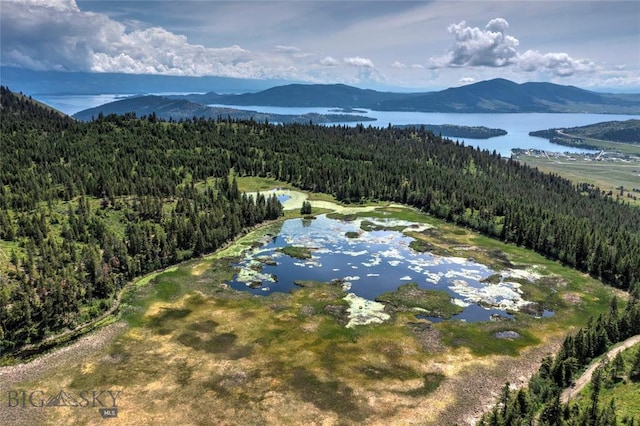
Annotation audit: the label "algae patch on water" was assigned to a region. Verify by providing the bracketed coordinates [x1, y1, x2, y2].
[343, 293, 391, 328]
[279, 245, 313, 259]
[376, 283, 463, 319]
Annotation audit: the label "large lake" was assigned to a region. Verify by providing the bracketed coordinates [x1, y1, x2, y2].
[212, 104, 638, 157]
[37, 94, 638, 157]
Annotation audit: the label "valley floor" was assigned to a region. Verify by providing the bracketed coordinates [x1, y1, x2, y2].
[0, 189, 618, 425]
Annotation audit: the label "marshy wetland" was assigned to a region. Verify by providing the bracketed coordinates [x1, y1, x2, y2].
[229, 212, 550, 323]
[0, 185, 620, 425]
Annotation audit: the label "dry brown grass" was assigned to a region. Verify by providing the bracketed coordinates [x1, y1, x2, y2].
[0, 203, 616, 425]
[0, 282, 573, 426]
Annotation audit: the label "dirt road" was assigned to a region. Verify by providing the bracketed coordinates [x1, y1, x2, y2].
[560, 334, 640, 404]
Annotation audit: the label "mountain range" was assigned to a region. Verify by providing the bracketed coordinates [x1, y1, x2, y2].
[170, 79, 640, 114]
[64, 78, 640, 121]
[2, 65, 639, 115]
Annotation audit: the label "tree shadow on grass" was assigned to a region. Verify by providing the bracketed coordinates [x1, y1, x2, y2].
[288, 366, 370, 422]
[176, 331, 253, 360]
[147, 308, 192, 335]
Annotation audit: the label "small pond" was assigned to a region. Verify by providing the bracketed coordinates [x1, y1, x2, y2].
[228, 214, 545, 322]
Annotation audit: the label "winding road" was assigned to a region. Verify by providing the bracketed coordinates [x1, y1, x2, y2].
[560, 334, 640, 404]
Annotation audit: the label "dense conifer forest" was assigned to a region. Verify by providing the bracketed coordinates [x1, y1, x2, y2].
[1, 86, 639, 356]
[479, 288, 640, 425]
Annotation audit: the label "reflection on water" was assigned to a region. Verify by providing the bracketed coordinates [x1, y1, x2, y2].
[228, 215, 545, 322]
[417, 305, 514, 323]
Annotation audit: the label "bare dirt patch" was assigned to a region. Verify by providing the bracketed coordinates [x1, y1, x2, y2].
[441, 334, 566, 425]
[0, 322, 128, 426]
[562, 292, 582, 304]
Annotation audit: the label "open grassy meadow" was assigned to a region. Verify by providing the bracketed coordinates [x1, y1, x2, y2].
[513, 135, 640, 207]
[0, 181, 621, 425]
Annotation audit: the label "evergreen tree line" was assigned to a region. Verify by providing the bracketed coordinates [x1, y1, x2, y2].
[479, 284, 640, 425]
[0, 87, 282, 353]
[1, 86, 640, 353]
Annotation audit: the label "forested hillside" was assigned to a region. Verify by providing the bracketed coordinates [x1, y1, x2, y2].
[530, 119, 640, 146]
[72, 95, 376, 124]
[394, 124, 507, 139]
[1, 86, 639, 354]
[0, 87, 283, 354]
[480, 291, 640, 425]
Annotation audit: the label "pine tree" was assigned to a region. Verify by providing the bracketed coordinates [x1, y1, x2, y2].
[539, 394, 562, 426]
[588, 365, 604, 423]
[300, 200, 312, 215]
[10, 250, 19, 271]
[610, 352, 625, 381]
[630, 348, 640, 381]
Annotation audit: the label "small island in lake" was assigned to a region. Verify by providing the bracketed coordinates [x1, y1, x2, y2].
[329, 107, 369, 114]
[394, 124, 507, 139]
[297, 112, 376, 124]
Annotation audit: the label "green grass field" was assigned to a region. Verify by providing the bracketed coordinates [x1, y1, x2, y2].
[4, 191, 623, 425]
[516, 154, 640, 206]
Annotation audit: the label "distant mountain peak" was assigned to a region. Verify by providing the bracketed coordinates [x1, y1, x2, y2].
[50, 77, 640, 116]
[176, 78, 634, 113]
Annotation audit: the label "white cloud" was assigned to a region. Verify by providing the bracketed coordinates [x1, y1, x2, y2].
[276, 45, 301, 54]
[430, 18, 519, 68]
[429, 18, 596, 80]
[459, 77, 476, 84]
[319, 56, 339, 67]
[1, 0, 388, 85]
[2, 1, 635, 90]
[517, 50, 595, 77]
[17, 0, 78, 11]
[319, 56, 375, 69]
[275, 45, 311, 59]
[343, 56, 375, 68]
[0, 0, 302, 80]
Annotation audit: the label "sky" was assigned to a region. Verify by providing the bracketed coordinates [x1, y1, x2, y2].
[1, 0, 639, 91]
